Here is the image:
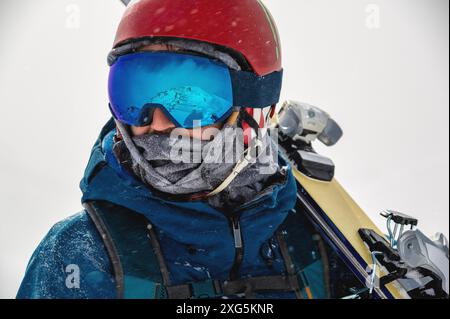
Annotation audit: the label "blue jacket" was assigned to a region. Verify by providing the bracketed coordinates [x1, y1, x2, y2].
[17, 119, 298, 299]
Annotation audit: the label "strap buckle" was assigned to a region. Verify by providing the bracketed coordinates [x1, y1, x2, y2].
[190, 279, 223, 299]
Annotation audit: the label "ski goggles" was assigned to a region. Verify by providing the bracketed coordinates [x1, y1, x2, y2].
[108, 51, 283, 128]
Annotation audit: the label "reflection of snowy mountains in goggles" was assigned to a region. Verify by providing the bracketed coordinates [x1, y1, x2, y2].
[108, 52, 283, 128]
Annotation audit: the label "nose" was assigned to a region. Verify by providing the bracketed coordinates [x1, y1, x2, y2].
[149, 108, 176, 132]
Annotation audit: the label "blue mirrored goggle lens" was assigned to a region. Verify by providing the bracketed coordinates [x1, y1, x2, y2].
[108, 52, 234, 128]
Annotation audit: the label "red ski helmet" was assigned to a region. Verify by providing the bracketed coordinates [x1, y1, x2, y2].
[113, 0, 282, 77]
[111, 0, 282, 142]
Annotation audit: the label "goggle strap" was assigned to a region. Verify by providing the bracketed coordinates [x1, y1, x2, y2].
[231, 69, 283, 108]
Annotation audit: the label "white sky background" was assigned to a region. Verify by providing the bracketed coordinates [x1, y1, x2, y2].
[0, 0, 448, 299]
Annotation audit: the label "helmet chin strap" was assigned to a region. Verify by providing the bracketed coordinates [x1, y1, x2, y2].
[207, 138, 263, 197]
[207, 108, 266, 197]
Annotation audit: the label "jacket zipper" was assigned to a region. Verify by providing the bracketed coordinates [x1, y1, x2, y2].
[229, 215, 244, 281]
[226, 169, 288, 281]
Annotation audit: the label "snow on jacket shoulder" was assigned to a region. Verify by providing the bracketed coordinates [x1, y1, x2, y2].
[16, 211, 116, 299]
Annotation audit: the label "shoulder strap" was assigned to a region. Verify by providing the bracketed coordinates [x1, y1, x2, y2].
[84, 200, 168, 299]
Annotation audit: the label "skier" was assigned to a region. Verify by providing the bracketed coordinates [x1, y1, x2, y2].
[17, 0, 332, 299]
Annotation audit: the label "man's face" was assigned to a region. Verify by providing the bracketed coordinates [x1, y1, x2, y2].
[130, 43, 225, 140]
